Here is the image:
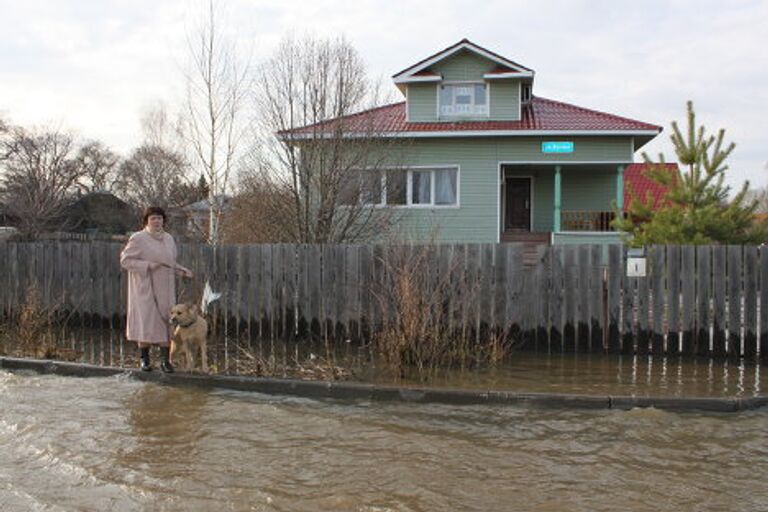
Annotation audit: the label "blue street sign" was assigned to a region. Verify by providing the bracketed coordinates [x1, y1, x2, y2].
[541, 141, 574, 153]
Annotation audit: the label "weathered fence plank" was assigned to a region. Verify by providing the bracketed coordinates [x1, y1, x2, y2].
[589, 245, 603, 352]
[549, 245, 564, 352]
[1, 240, 766, 363]
[650, 246, 665, 355]
[636, 249, 650, 356]
[680, 246, 695, 354]
[344, 245, 360, 340]
[577, 245, 590, 352]
[621, 247, 635, 355]
[492, 244, 506, 335]
[666, 245, 680, 354]
[506, 244, 522, 344]
[607, 244, 622, 353]
[761, 247, 768, 364]
[536, 245, 550, 351]
[743, 245, 758, 360]
[563, 245, 577, 352]
[727, 245, 742, 358]
[712, 246, 727, 357]
[696, 245, 712, 357]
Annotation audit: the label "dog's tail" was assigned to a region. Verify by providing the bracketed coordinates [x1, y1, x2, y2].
[201, 280, 222, 315]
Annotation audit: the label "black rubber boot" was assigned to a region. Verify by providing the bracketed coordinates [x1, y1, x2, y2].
[160, 346, 174, 373]
[140, 346, 152, 372]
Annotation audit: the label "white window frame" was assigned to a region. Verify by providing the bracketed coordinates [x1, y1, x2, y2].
[438, 82, 489, 118]
[399, 166, 461, 209]
[342, 166, 461, 209]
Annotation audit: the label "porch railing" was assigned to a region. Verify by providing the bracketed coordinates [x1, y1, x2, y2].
[561, 210, 619, 232]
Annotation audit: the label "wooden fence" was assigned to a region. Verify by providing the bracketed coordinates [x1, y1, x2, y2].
[1, 240, 767, 363]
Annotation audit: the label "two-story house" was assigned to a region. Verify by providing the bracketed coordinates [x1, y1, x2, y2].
[291, 39, 663, 245]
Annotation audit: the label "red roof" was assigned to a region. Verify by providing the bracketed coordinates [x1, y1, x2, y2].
[285, 96, 661, 137]
[623, 163, 678, 211]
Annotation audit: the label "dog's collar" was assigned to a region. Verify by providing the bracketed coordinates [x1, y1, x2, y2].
[177, 318, 197, 328]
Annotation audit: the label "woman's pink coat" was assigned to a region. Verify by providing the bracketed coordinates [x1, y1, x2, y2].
[119, 230, 177, 345]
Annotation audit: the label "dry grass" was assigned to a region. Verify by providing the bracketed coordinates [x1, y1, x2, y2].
[226, 344, 353, 380]
[15, 285, 68, 359]
[372, 244, 519, 379]
[0, 284, 79, 361]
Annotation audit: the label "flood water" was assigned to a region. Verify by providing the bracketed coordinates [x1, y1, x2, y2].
[363, 353, 768, 397]
[1, 364, 767, 511]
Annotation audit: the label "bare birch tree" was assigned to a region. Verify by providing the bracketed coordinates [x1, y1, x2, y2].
[253, 35, 403, 243]
[184, 0, 249, 246]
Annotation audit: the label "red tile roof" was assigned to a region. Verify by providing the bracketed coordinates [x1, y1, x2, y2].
[284, 96, 662, 138]
[623, 163, 678, 211]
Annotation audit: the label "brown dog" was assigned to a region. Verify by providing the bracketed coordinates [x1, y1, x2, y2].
[169, 303, 209, 372]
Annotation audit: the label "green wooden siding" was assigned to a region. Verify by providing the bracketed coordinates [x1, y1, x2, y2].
[407, 83, 437, 122]
[431, 49, 494, 81]
[375, 136, 633, 243]
[406, 50, 521, 122]
[560, 168, 616, 211]
[489, 80, 520, 121]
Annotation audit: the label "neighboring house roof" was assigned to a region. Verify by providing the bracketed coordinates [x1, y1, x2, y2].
[180, 195, 232, 212]
[392, 38, 534, 84]
[284, 96, 662, 139]
[623, 163, 678, 211]
[62, 191, 137, 234]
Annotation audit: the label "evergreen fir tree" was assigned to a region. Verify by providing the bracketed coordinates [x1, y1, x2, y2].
[197, 173, 210, 202]
[614, 101, 768, 246]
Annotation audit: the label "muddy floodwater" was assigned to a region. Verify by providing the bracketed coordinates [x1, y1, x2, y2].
[1, 360, 767, 511]
[364, 353, 768, 397]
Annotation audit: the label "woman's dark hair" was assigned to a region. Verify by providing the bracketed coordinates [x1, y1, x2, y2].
[142, 206, 167, 226]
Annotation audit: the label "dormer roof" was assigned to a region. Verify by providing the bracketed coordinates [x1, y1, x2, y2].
[392, 38, 534, 85]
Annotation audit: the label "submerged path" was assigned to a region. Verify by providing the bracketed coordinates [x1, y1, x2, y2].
[2, 357, 767, 413]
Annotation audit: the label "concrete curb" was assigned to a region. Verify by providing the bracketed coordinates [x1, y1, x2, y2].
[2, 357, 766, 413]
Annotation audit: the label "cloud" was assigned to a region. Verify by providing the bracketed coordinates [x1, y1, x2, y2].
[0, 0, 766, 189]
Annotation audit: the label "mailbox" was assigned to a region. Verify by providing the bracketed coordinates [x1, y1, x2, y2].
[627, 247, 646, 277]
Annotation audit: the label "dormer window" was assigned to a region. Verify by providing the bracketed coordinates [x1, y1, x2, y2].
[439, 83, 488, 117]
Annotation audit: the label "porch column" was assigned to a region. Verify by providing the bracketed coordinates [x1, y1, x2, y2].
[553, 165, 562, 232]
[616, 165, 625, 211]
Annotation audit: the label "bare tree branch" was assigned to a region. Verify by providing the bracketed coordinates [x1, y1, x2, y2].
[251, 34, 403, 244]
[0, 125, 84, 234]
[183, 0, 250, 246]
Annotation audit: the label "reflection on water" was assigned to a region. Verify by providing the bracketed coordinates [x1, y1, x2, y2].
[361, 353, 767, 397]
[119, 386, 210, 482]
[0, 364, 766, 511]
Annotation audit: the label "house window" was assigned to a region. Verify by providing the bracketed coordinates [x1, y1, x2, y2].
[360, 171, 383, 205]
[411, 170, 431, 204]
[388, 168, 459, 207]
[339, 170, 384, 206]
[434, 168, 458, 205]
[439, 83, 488, 117]
[385, 170, 407, 205]
[345, 168, 459, 207]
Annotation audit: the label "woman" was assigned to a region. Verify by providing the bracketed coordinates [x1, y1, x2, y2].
[120, 206, 193, 372]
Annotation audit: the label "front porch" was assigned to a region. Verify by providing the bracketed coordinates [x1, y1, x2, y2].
[499, 163, 626, 245]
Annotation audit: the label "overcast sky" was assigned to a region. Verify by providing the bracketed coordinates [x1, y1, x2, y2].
[1, 0, 766, 189]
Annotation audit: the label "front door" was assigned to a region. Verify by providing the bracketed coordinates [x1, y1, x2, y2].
[504, 177, 531, 231]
